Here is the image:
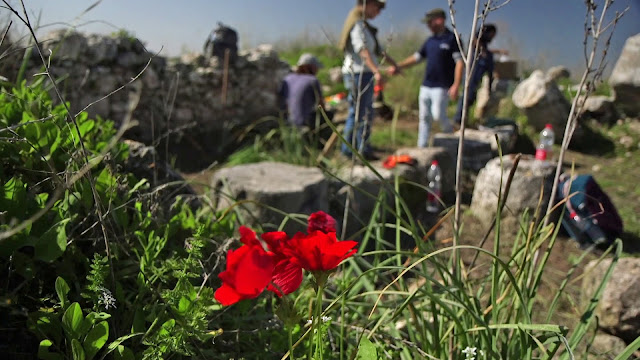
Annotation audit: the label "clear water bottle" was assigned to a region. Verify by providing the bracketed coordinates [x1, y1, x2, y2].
[570, 211, 606, 245]
[426, 160, 442, 213]
[535, 124, 555, 160]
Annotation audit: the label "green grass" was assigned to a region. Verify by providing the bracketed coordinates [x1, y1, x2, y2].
[370, 126, 418, 150]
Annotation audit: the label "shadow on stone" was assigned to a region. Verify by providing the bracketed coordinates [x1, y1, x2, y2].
[511, 132, 536, 155]
[620, 231, 640, 254]
[568, 124, 616, 156]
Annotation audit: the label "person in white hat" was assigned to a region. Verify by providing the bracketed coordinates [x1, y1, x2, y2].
[278, 53, 326, 128]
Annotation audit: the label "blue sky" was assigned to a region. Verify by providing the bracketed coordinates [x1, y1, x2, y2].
[11, 0, 640, 71]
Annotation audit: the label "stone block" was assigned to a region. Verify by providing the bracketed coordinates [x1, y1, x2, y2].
[211, 162, 328, 231]
[433, 133, 494, 172]
[470, 155, 556, 226]
[583, 257, 640, 343]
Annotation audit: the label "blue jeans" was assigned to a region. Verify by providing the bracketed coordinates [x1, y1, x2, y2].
[342, 72, 374, 156]
[418, 86, 453, 148]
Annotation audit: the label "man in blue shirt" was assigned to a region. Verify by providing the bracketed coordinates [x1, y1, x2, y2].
[393, 8, 463, 148]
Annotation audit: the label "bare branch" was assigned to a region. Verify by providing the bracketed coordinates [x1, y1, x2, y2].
[489, 0, 513, 12]
[542, 0, 627, 231]
[0, 19, 11, 49]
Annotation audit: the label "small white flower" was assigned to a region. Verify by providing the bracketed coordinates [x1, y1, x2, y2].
[462, 346, 477, 360]
[306, 316, 332, 326]
[97, 287, 117, 310]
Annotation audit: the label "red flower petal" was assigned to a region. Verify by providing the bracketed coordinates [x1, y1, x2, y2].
[215, 244, 275, 306]
[261, 231, 288, 253]
[288, 231, 357, 272]
[214, 283, 243, 306]
[239, 226, 260, 246]
[320, 240, 358, 270]
[268, 257, 303, 296]
[307, 211, 337, 234]
[232, 247, 275, 296]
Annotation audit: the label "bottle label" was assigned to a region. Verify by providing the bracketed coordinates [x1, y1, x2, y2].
[535, 149, 548, 160]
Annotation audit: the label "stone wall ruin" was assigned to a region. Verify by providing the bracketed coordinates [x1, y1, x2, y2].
[1, 30, 291, 171]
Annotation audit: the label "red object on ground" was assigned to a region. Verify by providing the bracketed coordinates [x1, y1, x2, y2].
[383, 154, 416, 169]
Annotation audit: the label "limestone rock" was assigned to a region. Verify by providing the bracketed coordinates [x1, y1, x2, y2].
[512, 70, 571, 137]
[583, 257, 640, 343]
[474, 76, 511, 119]
[589, 333, 627, 359]
[42, 30, 88, 62]
[87, 35, 118, 64]
[470, 155, 556, 225]
[610, 33, 640, 116]
[211, 162, 328, 231]
[329, 162, 416, 238]
[394, 147, 455, 197]
[433, 133, 494, 172]
[546, 65, 571, 82]
[580, 95, 618, 124]
[462, 127, 517, 154]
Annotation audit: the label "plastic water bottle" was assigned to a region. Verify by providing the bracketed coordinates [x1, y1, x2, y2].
[426, 160, 442, 213]
[535, 124, 555, 160]
[570, 211, 606, 245]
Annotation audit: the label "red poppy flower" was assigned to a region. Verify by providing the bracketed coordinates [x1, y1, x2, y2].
[287, 231, 357, 272]
[214, 244, 275, 306]
[307, 211, 337, 234]
[262, 231, 303, 296]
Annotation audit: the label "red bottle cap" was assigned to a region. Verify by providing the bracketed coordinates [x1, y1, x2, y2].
[431, 160, 439, 166]
[545, 124, 553, 129]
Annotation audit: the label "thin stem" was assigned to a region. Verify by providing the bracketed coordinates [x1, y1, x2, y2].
[313, 277, 326, 360]
[340, 272, 346, 360]
[288, 326, 294, 360]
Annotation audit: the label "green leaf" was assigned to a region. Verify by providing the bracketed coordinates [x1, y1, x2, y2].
[131, 310, 145, 334]
[177, 296, 191, 315]
[62, 303, 84, 340]
[127, 179, 148, 197]
[101, 333, 143, 360]
[614, 335, 640, 360]
[55, 277, 70, 309]
[71, 339, 85, 360]
[112, 345, 135, 360]
[86, 312, 111, 323]
[79, 312, 111, 336]
[83, 321, 109, 360]
[35, 219, 70, 262]
[38, 339, 64, 360]
[356, 336, 378, 360]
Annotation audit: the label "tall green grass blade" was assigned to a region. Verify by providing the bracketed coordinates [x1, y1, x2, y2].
[613, 335, 640, 360]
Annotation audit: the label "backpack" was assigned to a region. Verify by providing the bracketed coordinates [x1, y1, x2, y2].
[204, 23, 238, 63]
[556, 174, 623, 247]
